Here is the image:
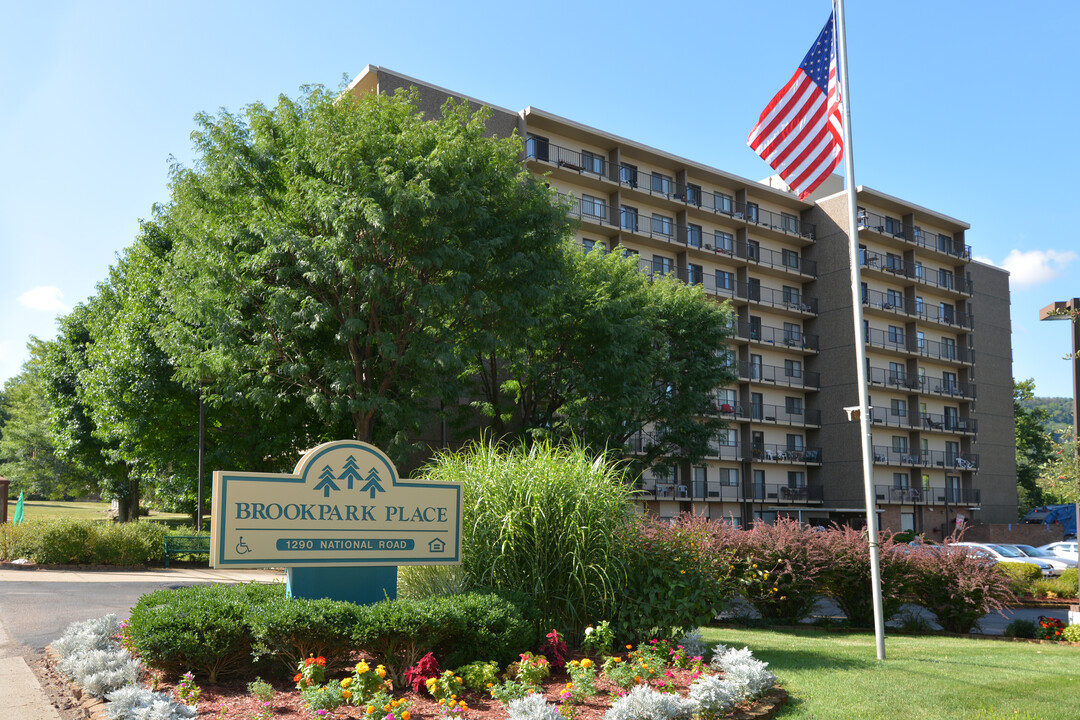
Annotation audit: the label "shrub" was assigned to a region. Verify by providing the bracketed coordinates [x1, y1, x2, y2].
[687, 675, 741, 718]
[1062, 624, 1080, 642]
[455, 660, 500, 694]
[1033, 569, 1079, 599]
[708, 646, 777, 698]
[1004, 618, 1037, 638]
[419, 439, 635, 638]
[104, 685, 197, 720]
[127, 583, 271, 682]
[507, 693, 561, 720]
[0, 518, 166, 565]
[815, 525, 916, 627]
[1036, 615, 1066, 640]
[403, 652, 439, 694]
[603, 684, 697, 720]
[613, 515, 742, 643]
[711, 517, 829, 623]
[908, 545, 1015, 634]
[995, 562, 1042, 597]
[247, 591, 363, 672]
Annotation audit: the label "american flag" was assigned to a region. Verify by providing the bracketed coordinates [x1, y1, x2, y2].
[748, 12, 843, 200]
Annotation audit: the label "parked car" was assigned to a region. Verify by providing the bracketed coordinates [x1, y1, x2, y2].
[1037, 541, 1079, 562]
[950, 542, 1056, 576]
[995, 543, 1075, 577]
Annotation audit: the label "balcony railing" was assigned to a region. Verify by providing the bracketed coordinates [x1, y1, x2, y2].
[857, 208, 972, 260]
[718, 400, 821, 426]
[735, 282, 817, 313]
[862, 287, 914, 316]
[861, 286, 976, 333]
[746, 443, 823, 464]
[736, 320, 819, 352]
[868, 405, 918, 429]
[921, 413, 977, 434]
[739, 241, 817, 277]
[866, 366, 976, 399]
[863, 327, 973, 364]
[530, 140, 816, 239]
[861, 248, 973, 295]
[874, 484, 981, 505]
[735, 360, 820, 388]
[870, 446, 980, 470]
[748, 482, 824, 503]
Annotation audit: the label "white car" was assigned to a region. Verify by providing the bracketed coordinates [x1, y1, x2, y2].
[950, 542, 1056, 576]
[996, 543, 1075, 577]
[1037, 541, 1079, 562]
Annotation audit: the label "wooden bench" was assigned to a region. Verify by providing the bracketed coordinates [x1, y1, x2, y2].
[163, 535, 211, 568]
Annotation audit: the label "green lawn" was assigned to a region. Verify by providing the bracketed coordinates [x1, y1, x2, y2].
[702, 626, 1080, 719]
[5, 499, 195, 527]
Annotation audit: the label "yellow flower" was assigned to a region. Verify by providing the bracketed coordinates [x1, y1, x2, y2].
[438, 699, 446, 706]
[680, 570, 686, 574]
[456, 677, 463, 684]
[565, 682, 573, 689]
[356, 661, 370, 674]
[451, 695, 457, 700]
[486, 683, 494, 689]
[342, 689, 352, 700]
[391, 700, 399, 708]
[341, 677, 353, 688]
[612, 657, 622, 663]
[752, 563, 758, 569]
[376, 668, 387, 678]
[626, 644, 633, 650]
[426, 678, 437, 687]
[366, 707, 375, 715]
[581, 658, 593, 669]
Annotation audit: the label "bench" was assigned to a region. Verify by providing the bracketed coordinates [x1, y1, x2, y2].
[163, 535, 211, 568]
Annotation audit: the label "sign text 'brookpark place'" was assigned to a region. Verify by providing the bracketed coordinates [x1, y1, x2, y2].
[210, 440, 462, 568]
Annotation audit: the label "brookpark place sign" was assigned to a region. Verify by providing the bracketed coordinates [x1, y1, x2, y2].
[210, 440, 462, 602]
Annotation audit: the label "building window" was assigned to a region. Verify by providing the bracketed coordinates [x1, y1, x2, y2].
[787, 471, 806, 488]
[746, 202, 759, 223]
[651, 172, 673, 195]
[945, 406, 959, 430]
[786, 434, 804, 451]
[781, 213, 799, 234]
[893, 472, 909, 489]
[714, 231, 734, 253]
[892, 436, 908, 453]
[783, 322, 801, 344]
[688, 263, 703, 285]
[686, 183, 702, 206]
[687, 224, 702, 248]
[785, 397, 803, 415]
[890, 399, 907, 418]
[886, 289, 903, 309]
[782, 249, 800, 269]
[888, 325, 903, 344]
[946, 474, 960, 502]
[718, 468, 739, 486]
[885, 216, 903, 235]
[652, 256, 673, 276]
[886, 253, 901, 273]
[914, 262, 924, 279]
[939, 268, 954, 289]
[581, 194, 606, 220]
[941, 337, 956, 360]
[716, 270, 735, 291]
[746, 240, 760, 261]
[858, 244, 867, 266]
[620, 162, 638, 188]
[581, 150, 605, 175]
[917, 331, 926, 349]
[889, 361, 905, 384]
[620, 205, 638, 232]
[718, 428, 737, 446]
[715, 192, 734, 214]
[900, 512, 914, 532]
[938, 233, 951, 253]
[782, 286, 801, 306]
[526, 133, 549, 161]
[940, 302, 955, 324]
[942, 371, 958, 394]
[582, 238, 605, 254]
[784, 359, 803, 378]
[651, 213, 674, 237]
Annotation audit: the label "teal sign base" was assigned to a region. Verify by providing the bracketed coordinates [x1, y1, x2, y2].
[286, 566, 397, 605]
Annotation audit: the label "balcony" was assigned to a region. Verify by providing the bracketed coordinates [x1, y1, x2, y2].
[721, 400, 821, 427]
[856, 208, 972, 260]
[874, 484, 981, 506]
[736, 320, 819, 352]
[733, 360, 820, 389]
[861, 248, 973, 296]
[864, 327, 973, 365]
[868, 406, 918, 429]
[528, 140, 816, 240]
[735, 281, 817, 314]
[746, 443, 823, 464]
[866, 366, 976, 400]
[921, 413, 977, 435]
[738, 241, 817, 277]
[870, 446, 980, 471]
[748, 482, 824, 504]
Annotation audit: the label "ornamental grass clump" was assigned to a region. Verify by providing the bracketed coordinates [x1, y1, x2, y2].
[420, 438, 635, 638]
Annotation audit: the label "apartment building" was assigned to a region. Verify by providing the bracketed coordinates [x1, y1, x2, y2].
[347, 66, 1017, 533]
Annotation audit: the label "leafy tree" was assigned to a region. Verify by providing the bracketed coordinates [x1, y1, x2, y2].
[0, 339, 95, 499]
[1037, 426, 1080, 506]
[1015, 379, 1054, 515]
[473, 245, 734, 472]
[159, 86, 572, 465]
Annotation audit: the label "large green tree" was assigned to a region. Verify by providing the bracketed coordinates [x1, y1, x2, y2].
[0, 339, 95, 499]
[159, 86, 572, 464]
[473, 245, 735, 471]
[1015, 378, 1054, 515]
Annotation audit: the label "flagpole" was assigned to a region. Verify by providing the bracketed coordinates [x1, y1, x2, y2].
[834, 0, 887, 661]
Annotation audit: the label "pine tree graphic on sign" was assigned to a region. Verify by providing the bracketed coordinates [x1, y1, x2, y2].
[360, 468, 385, 499]
[339, 455, 363, 489]
[313, 465, 341, 498]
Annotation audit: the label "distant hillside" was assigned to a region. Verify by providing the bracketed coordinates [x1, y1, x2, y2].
[1021, 396, 1074, 438]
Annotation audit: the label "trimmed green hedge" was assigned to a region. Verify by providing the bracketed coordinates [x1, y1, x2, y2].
[0, 519, 167, 565]
[996, 561, 1043, 596]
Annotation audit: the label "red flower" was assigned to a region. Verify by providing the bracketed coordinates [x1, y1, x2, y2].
[294, 673, 302, 682]
[315, 656, 326, 666]
[305, 658, 316, 667]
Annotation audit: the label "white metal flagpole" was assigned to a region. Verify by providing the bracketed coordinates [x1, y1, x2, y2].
[834, 0, 887, 660]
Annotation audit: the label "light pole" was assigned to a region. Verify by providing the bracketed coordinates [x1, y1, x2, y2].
[1038, 298, 1080, 622]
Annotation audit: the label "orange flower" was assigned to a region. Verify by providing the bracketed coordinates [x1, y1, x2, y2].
[305, 657, 316, 666]
[315, 656, 327, 666]
[294, 673, 302, 682]
[402, 713, 411, 720]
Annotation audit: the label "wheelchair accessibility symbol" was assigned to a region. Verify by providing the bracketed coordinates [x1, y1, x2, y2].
[235, 537, 251, 555]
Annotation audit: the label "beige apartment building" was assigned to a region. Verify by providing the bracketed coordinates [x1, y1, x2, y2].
[348, 66, 1017, 534]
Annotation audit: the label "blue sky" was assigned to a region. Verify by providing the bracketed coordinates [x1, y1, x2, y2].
[2, 1, 1078, 399]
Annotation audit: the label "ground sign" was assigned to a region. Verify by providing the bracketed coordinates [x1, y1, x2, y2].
[210, 440, 462, 602]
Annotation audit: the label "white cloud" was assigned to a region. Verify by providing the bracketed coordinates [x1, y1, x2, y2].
[998, 249, 1077, 289]
[17, 285, 70, 313]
